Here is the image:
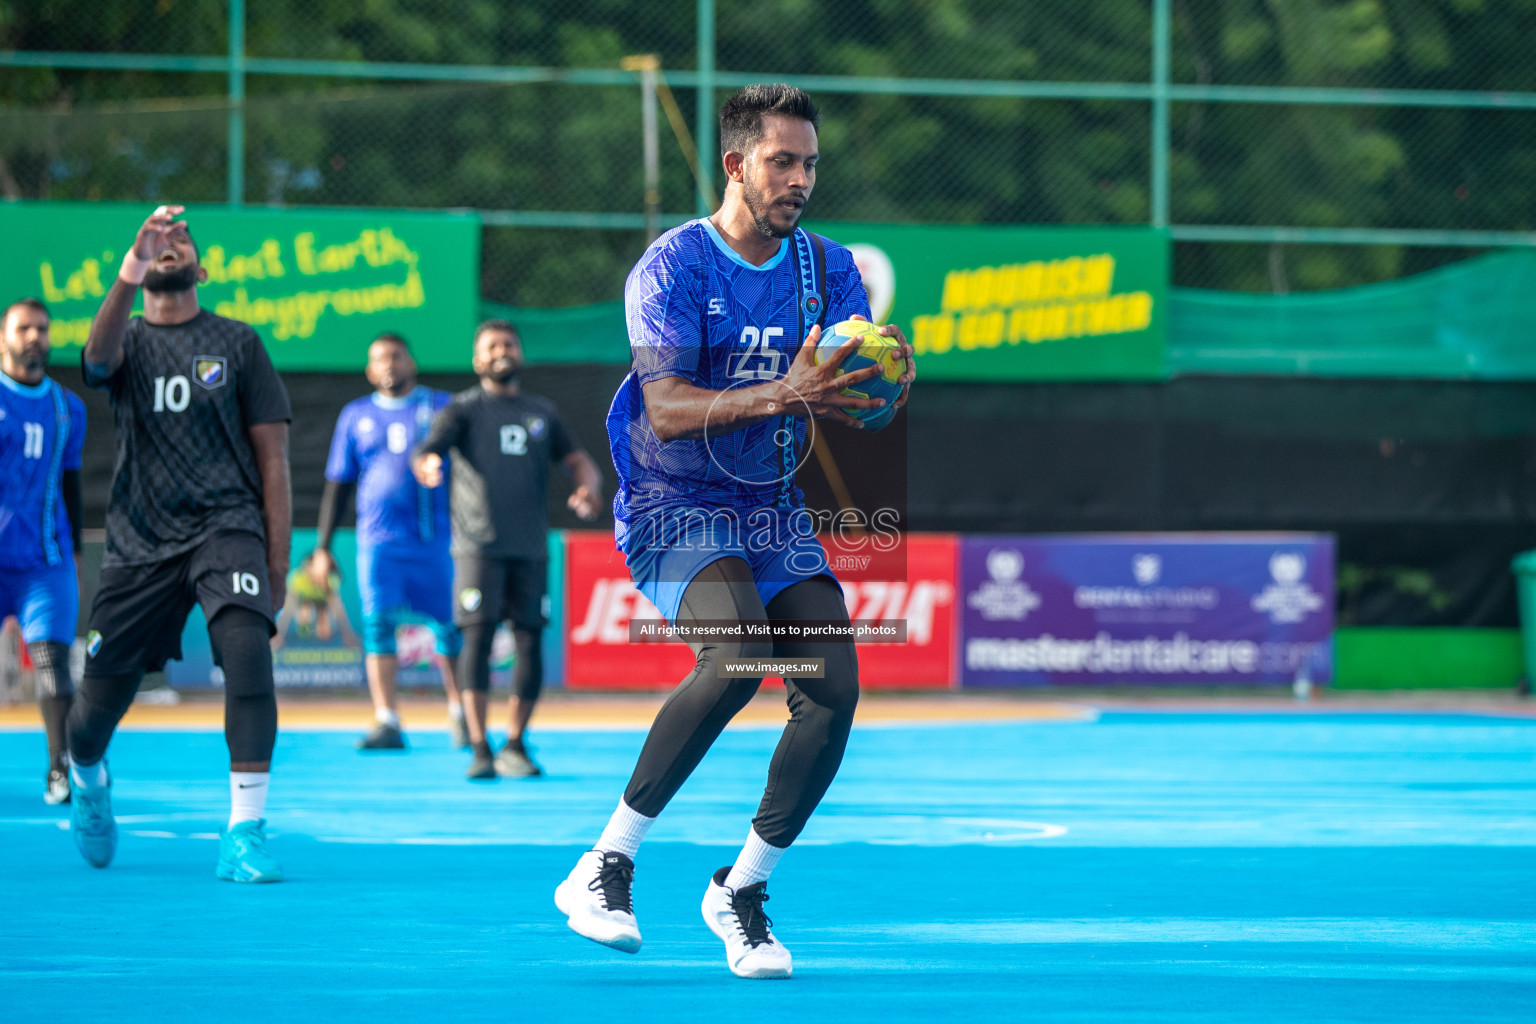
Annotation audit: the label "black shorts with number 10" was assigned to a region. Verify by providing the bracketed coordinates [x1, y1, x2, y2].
[85, 530, 274, 676]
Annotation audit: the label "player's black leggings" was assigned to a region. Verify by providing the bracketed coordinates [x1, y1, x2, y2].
[67, 607, 277, 766]
[459, 624, 542, 700]
[622, 558, 860, 848]
[29, 641, 73, 770]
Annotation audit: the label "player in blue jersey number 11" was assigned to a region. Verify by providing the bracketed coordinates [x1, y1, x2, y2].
[0, 297, 86, 806]
[556, 84, 915, 979]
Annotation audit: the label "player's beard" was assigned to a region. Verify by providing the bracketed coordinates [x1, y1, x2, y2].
[4, 345, 46, 379]
[379, 375, 414, 396]
[482, 357, 521, 385]
[742, 171, 801, 239]
[142, 264, 199, 293]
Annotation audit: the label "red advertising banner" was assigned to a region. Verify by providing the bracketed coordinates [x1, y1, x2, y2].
[563, 531, 958, 690]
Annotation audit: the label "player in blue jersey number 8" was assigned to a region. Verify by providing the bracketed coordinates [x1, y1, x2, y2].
[557, 84, 915, 980]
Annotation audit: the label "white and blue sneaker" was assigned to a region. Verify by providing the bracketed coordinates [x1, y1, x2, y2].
[702, 868, 793, 979]
[555, 849, 642, 953]
[70, 765, 117, 869]
[217, 819, 284, 883]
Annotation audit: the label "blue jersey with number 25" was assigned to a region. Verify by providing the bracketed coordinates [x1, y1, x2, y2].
[606, 219, 870, 529]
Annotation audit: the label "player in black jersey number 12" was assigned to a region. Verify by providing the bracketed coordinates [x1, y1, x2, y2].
[69, 205, 293, 882]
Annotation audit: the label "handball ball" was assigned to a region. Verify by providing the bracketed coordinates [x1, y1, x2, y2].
[813, 319, 904, 427]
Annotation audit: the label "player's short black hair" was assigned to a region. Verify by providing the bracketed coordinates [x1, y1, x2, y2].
[719, 84, 821, 156]
[3, 297, 49, 324]
[372, 331, 410, 352]
[474, 317, 520, 343]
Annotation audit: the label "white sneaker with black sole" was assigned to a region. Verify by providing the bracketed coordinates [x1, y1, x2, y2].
[554, 849, 642, 953]
[701, 867, 793, 979]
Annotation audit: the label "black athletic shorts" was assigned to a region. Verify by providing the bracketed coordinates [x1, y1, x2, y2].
[453, 556, 548, 629]
[85, 530, 274, 675]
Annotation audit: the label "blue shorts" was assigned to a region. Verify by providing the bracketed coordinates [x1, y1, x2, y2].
[357, 543, 460, 657]
[0, 559, 78, 645]
[619, 505, 833, 623]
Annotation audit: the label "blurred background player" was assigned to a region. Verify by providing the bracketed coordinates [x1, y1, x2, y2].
[271, 550, 358, 650]
[69, 204, 292, 883]
[412, 319, 603, 780]
[555, 85, 914, 979]
[311, 332, 465, 751]
[0, 297, 86, 805]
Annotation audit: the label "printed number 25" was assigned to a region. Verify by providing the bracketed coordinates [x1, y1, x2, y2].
[731, 326, 784, 380]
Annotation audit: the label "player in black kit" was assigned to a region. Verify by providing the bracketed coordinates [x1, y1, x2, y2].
[412, 319, 603, 780]
[68, 205, 292, 883]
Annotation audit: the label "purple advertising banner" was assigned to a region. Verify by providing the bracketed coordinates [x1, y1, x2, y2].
[960, 533, 1334, 686]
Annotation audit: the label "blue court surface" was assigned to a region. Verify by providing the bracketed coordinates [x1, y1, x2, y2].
[3, 706, 1534, 1022]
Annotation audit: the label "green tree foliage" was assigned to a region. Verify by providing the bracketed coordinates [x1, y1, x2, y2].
[3, 0, 1534, 300]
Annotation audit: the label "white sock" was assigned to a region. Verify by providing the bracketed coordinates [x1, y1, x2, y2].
[69, 756, 108, 789]
[229, 772, 269, 829]
[594, 799, 655, 860]
[447, 702, 464, 721]
[376, 706, 401, 729]
[723, 828, 786, 890]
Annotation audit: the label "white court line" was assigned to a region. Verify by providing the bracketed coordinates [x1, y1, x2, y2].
[8, 816, 1069, 846]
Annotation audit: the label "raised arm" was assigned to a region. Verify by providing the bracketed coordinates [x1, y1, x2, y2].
[641, 325, 891, 442]
[249, 422, 292, 615]
[84, 205, 185, 382]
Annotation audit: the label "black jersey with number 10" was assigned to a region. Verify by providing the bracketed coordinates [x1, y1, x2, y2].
[84, 310, 292, 567]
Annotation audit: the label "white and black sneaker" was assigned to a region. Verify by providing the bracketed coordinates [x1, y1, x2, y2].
[554, 850, 642, 953]
[701, 868, 793, 979]
[44, 768, 71, 805]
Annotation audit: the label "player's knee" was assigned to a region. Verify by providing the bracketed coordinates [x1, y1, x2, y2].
[695, 636, 772, 679]
[434, 623, 463, 659]
[361, 614, 398, 656]
[512, 628, 543, 674]
[26, 641, 74, 699]
[512, 628, 544, 702]
[208, 607, 274, 699]
[458, 623, 495, 692]
[820, 642, 861, 715]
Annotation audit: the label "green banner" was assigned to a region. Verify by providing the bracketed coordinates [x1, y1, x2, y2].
[812, 222, 1169, 380]
[0, 200, 480, 372]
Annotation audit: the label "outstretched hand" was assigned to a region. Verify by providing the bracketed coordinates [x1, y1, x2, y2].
[413, 453, 445, 488]
[567, 486, 602, 521]
[133, 205, 186, 261]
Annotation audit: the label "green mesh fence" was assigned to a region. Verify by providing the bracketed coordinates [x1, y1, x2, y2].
[3, 0, 1536, 308]
[1169, 248, 1536, 379]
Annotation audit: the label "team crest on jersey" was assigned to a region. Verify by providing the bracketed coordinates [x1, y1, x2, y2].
[460, 588, 482, 612]
[193, 356, 227, 389]
[86, 631, 102, 657]
[526, 416, 547, 439]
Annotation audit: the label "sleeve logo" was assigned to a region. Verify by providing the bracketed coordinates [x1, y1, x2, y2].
[193, 356, 228, 390]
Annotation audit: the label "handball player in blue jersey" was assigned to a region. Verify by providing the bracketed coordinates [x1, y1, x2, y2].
[555, 85, 915, 979]
[1, 297, 86, 805]
[311, 333, 465, 751]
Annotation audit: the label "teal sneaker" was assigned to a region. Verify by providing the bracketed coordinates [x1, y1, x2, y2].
[217, 819, 284, 883]
[70, 767, 117, 869]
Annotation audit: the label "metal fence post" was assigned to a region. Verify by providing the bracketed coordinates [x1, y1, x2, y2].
[623, 55, 663, 241]
[1151, 0, 1170, 229]
[695, 0, 716, 216]
[228, 0, 245, 206]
